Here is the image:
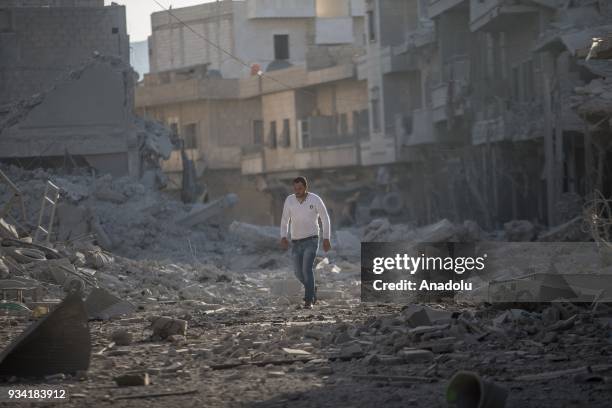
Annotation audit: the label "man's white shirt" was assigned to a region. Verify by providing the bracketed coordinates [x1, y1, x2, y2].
[280, 192, 331, 240]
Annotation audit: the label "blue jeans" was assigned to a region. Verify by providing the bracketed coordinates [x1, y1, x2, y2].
[291, 236, 318, 303]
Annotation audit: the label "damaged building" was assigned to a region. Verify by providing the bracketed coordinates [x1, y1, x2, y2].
[136, 0, 370, 224]
[0, 1, 611, 407]
[137, 0, 612, 230]
[0, 0, 171, 179]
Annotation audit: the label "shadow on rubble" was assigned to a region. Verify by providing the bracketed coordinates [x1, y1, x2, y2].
[246, 379, 442, 408]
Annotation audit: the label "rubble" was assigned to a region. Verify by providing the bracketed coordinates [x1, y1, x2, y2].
[0, 293, 90, 377]
[503, 220, 536, 242]
[114, 371, 150, 387]
[150, 316, 188, 340]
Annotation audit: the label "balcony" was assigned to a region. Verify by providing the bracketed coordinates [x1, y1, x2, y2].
[428, 0, 466, 19]
[246, 0, 315, 19]
[403, 108, 436, 146]
[241, 150, 265, 175]
[430, 81, 467, 123]
[472, 116, 507, 145]
[472, 102, 545, 145]
[294, 144, 360, 170]
[381, 46, 419, 74]
[470, 0, 541, 32]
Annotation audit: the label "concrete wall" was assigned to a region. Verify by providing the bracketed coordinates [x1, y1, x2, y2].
[0, 61, 132, 176]
[141, 96, 262, 170]
[379, 0, 419, 47]
[233, 2, 309, 74]
[2, 0, 103, 7]
[0, 3, 129, 105]
[203, 169, 275, 225]
[261, 90, 297, 172]
[149, 1, 235, 75]
[246, 0, 316, 19]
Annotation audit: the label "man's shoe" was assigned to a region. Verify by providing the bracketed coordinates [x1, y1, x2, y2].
[304, 300, 313, 310]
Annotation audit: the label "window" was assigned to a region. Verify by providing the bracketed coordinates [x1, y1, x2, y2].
[339, 113, 348, 135]
[370, 87, 381, 132]
[367, 10, 376, 42]
[298, 119, 311, 148]
[281, 119, 291, 147]
[268, 121, 278, 148]
[253, 120, 264, 145]
[274, 35, 289, 60]
[354, 110, 370, 139]
[0, 10, 13, 33]
[371, 99, 381, 132]
[182, 123, 198, 149]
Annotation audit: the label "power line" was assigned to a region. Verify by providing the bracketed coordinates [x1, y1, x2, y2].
[149, 0, 369, 106]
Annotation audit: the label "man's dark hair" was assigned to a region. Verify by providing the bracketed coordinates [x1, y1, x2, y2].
[293, 176, 308, 188]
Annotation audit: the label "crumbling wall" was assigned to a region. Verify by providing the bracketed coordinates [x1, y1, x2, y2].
[0, 3, 128, 105]
[0, 56, 136, 176]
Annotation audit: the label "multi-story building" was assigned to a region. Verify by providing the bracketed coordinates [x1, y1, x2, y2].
[139, 0, 611, 229]
[137, 0, 369, 224]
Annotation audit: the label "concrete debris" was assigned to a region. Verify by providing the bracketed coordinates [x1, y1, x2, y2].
[362, 218, 480, 243]
[538, 216, 590, 242]
[114, 371, 150, 387]
[176, 193, 238, 227]
[150, 316, 188, 340]
[503, 220, 536, 242]
[85, 288, 135, 320]
[229, 221, 281, 251]
[111, 329, 133, 346]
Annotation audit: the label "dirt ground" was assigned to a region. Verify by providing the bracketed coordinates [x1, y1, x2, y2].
[1, 259, 610, 408]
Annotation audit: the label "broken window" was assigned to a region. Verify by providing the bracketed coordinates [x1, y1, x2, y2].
[274, 35, 289, 60]
[280, 119, 291, 147]
[182, 123, 198, 149]
[253, 120, 264, 145]
[0, 9, 13, 33]
[367, 10, 376, 42]
[268, 121, 278, 148]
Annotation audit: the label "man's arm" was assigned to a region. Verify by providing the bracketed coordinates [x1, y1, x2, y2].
[315, 196, 331, 240]
[280, 197, 290, 239]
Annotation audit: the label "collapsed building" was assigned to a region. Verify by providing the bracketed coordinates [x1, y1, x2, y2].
[0, 0, 171, 179]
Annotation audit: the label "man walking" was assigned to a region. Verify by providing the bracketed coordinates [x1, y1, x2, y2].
[280, 177, 331, 309]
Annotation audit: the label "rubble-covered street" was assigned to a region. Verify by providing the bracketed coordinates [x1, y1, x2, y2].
[0, 164, 611, 407]
[1, 0, 612, 407]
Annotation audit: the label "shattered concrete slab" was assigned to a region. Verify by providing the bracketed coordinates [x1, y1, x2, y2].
[0, 292, 90, 377]
[85, 288, 135, 320]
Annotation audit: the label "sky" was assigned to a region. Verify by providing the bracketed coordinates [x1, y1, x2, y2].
[104, 0, 216, 43]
